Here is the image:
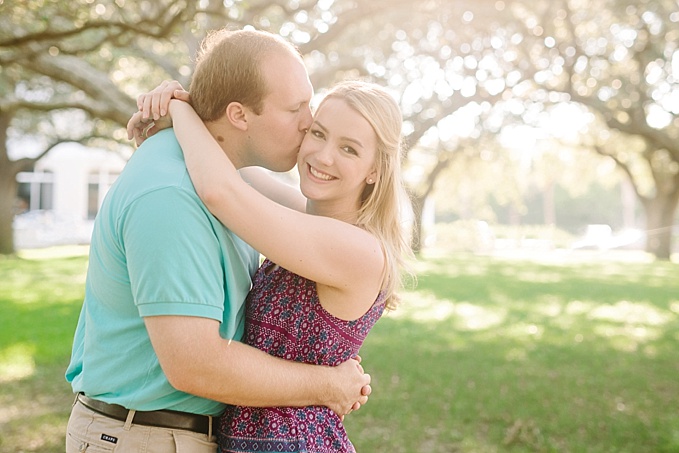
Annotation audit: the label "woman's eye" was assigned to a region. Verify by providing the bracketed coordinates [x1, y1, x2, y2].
[311, 130, 324, 138]
[342, 146, 358, 155]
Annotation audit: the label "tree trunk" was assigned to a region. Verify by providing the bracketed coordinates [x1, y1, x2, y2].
[642, 191, 679, 261]
[0, 175, 17, 255]
[543, 180, 555, 226]
[620, 179, 637, 229]
[0, 109, 17, 255]
[407, 155, 455, 254]
[410, 192, 426, 254]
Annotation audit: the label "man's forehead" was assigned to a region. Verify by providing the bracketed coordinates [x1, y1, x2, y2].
[264, 55, 313, 103]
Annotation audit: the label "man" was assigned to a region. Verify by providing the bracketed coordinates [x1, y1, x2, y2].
[65, 29, 370, 452]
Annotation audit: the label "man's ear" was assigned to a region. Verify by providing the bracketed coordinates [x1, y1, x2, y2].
[225, 102, 249, 131]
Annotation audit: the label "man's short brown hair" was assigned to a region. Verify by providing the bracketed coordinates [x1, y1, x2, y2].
[189, 29, 301, 121]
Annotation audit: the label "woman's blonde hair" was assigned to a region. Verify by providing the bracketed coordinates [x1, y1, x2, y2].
[318, 81, 413, 310]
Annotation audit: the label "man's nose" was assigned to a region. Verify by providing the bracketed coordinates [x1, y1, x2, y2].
[300, 106, 313, 131]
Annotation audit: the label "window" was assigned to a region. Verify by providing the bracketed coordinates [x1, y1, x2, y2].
[16, 171, 54, 212]
[87, 181, 99, 220]
[87, 171, 119, 219]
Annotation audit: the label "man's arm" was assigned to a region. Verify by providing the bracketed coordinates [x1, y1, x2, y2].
[145, 315, 369, 416]
[123, 184, 368, 416]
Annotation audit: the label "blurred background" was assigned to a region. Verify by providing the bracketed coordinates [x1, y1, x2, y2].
[2, 2, 679, 452]
[1, 0, 677, 260]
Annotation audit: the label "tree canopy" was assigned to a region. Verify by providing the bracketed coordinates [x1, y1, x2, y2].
[1, 0, 677, 258]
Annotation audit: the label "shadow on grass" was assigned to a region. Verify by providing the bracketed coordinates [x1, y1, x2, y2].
[0, 255, 85, 453]
[2, 252, 679, 452]
[343, 253, 679, 453]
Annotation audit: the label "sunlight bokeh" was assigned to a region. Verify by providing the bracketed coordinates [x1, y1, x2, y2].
[587, 300, 671, 326]
[0, 344, 36, 383]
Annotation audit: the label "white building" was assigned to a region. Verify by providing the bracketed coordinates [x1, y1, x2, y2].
[14, 143, 128, 249]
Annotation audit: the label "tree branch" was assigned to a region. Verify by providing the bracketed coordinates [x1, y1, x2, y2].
[22, 54, 136, 125]
[592, 143, 648, 203]
[1, 0, 194, 48]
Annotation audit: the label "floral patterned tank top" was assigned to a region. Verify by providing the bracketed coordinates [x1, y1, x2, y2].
[218, 259, 385, 453]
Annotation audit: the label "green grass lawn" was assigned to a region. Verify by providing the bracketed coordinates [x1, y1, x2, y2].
[1, 247, 678, 452]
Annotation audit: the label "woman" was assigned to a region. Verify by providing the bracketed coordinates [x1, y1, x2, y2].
[135, 80, 412, 452]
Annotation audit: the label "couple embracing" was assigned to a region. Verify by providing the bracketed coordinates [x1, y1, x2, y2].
[65, 27, 411, 453]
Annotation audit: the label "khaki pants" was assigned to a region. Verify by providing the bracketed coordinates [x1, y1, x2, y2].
[66, 397, 217, 453]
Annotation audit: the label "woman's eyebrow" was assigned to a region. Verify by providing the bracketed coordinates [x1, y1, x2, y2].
[314, 120, 364, 148]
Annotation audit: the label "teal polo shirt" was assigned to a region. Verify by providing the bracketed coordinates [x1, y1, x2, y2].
[66, 129, 259, 416]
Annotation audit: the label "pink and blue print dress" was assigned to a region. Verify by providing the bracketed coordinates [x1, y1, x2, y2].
[218, 259, 385, 453]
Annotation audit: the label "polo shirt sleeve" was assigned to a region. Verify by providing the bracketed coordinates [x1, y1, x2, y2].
[120, 186, 225, 320]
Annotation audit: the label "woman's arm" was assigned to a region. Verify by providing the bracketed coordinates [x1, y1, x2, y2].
[169, 100, 384, 310]
[239, 167, 306, 212]
[126, 82, 306, 212]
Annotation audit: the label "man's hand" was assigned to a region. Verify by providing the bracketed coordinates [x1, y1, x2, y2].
[126, 80, 190, 146]
[327, 358, 372, 420]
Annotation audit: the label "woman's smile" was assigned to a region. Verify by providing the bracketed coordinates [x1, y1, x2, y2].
[308, 164, 336, 181]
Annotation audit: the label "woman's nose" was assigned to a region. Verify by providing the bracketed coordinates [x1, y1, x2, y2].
[315, 143, 334, 165]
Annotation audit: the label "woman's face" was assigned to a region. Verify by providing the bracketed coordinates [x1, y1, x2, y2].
[296, 97, 378, 217]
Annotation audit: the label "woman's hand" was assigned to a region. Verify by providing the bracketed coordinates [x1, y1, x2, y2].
[126, 80, 191, 146]
[137, 80, 190, 120]
[325, 358, 371, 420]
[126, 111, 169, 147]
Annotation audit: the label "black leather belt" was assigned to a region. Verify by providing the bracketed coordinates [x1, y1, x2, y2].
[77, 393, 214, 435]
